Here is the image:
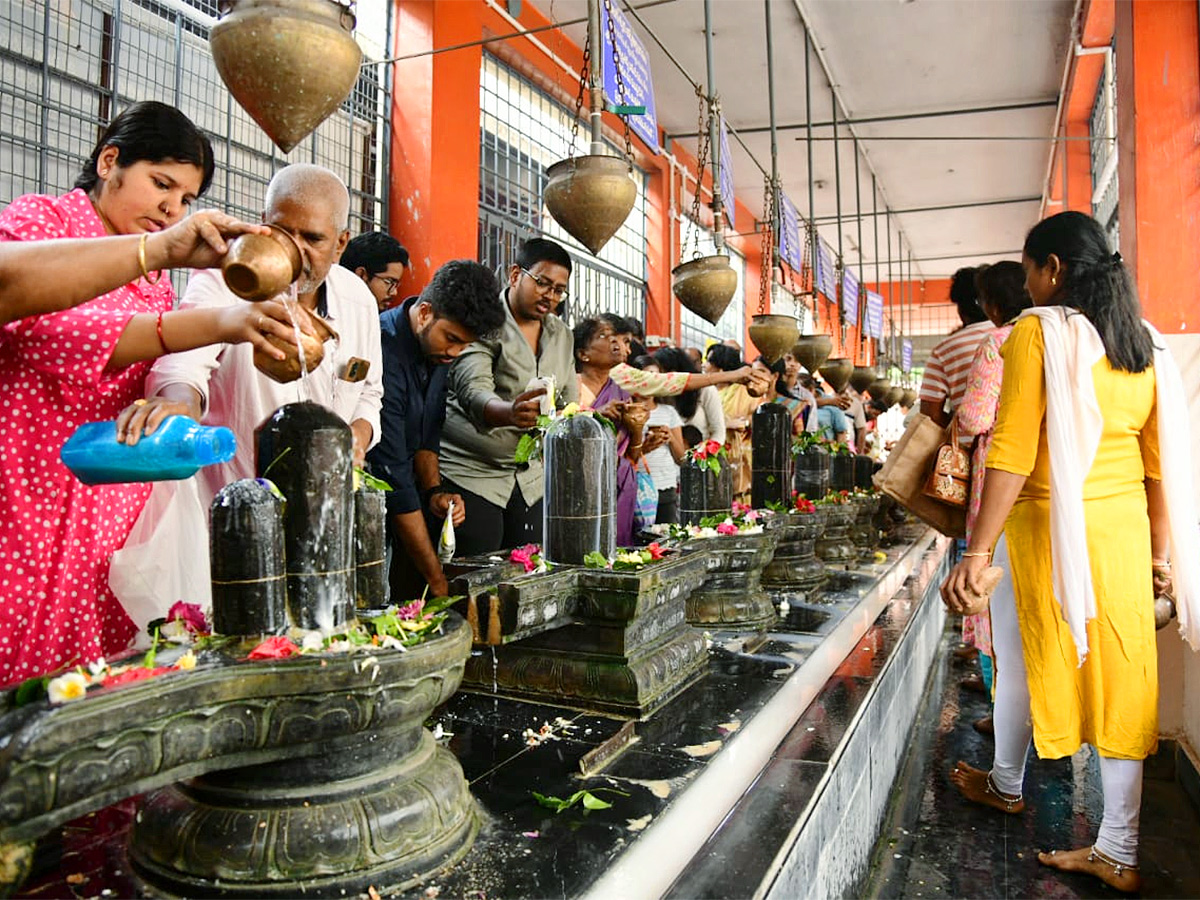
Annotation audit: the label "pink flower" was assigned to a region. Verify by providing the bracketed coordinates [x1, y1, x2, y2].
[509, 544, 541, 573]
[716, 522, 738, 536]
[705, 440, 721, 455]
[166, 601, 209, 635]
[101, 666, 172, 688]
[646, 542, 665, 560]
[247, 636, 300, 660]
[397, 599, 426, 621]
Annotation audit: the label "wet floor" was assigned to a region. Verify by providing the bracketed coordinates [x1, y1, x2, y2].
[866, 629, 1200, 900]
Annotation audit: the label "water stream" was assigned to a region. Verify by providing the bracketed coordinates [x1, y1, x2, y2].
[283, 285, 310, 402]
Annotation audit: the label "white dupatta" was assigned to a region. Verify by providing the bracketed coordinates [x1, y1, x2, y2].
[1022, 306, 1200, 664]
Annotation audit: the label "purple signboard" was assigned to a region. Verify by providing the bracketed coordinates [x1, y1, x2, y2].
[779, 193, 802, 271]
[902, 338, 913, 372]
[815, 239, 837, 300]
[864, 291, 884, 338]
[841, 268, 860, 326]
[600, 1, 659, 151]
[719, 118, 735, 230]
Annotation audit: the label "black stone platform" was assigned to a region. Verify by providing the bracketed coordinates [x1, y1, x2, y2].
[14, 525, 945, 898]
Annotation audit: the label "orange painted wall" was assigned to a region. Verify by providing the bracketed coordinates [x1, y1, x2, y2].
[1115, 0, 1200, 333]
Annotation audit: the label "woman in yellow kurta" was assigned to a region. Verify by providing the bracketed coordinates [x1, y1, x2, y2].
[941, 211, 1196, 894]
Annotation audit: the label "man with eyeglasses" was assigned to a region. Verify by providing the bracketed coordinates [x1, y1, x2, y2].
[341, 231, 410, 312]
[439, 237, 579, 556]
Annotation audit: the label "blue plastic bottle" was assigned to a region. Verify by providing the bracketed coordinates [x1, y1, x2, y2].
[60, 415, 237, 485]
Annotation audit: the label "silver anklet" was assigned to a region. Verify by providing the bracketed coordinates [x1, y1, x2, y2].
[1088, 845, 1138, 876]
[985, 772, 1022, 811]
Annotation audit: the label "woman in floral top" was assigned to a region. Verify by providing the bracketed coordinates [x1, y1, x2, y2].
[955, 261, 1032, 727]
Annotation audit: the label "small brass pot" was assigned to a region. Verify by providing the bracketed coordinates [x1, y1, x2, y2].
[253, 306, 338, 383]
[223, 224, 303, 302]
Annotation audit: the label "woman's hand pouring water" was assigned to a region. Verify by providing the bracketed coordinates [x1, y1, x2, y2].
[217, 297, 314, 362]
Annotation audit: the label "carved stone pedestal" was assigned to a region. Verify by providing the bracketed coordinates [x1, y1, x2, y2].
[459, 551, 710, 718]
[682, 523, 783, 631]
[850, 495, 882, 561]
[761, 508, 828, 604]
[815, 504, 857, 568]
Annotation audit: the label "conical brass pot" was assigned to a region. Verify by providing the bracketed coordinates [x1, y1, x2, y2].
[884, 386, 905, 409]
[254, 307, 338, 383]
[792, 334, 832, 372]
[672, 254, 738, 324]
[749, 314, 800, 364]
[222, 224, 303, 301]
[211, 0, 362, 154]
[901, 388, 918, 408]
[543, 155, 637, 255]
[849, 366, 878, 394]
[867, 378, 892, 402]
[818, 357, 853, 393]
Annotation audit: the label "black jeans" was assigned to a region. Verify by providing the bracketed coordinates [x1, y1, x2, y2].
[442, 478, 543, 557]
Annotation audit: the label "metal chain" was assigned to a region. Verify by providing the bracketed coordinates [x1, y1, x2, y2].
[758, 176, 775, 315]
[802, 220, 818, 329]
[602, 0, 635, 169]
[568, 26, 591, 163]
[834, 253, 846, 329]
[688, 86, 712, 259]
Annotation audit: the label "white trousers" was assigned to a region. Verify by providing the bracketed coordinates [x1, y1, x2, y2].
[985, 534, 1142, 865]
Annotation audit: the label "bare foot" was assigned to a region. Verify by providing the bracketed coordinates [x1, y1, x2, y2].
[1038, 846, 1141, 894]
[949, 761, 1025, 814]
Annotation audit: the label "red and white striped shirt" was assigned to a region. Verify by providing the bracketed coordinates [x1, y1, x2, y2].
[919, 320, 994, 414]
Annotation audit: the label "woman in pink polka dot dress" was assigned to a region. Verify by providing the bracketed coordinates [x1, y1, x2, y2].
[0, 101, 301, 687]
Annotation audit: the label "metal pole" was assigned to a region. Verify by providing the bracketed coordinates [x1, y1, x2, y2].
[703, 0, 726, 248]
[588, 0, 604, 153]
[804, 19, 816, 325]
[832, 88, 843, 333]
[38, 0, 50, 193]
[873, 174, 879, 364]
[886, 212, 892, 366]
[854, 137, 863, 346]
[766, 0, 780, 265]
[111, 0, 123, 113]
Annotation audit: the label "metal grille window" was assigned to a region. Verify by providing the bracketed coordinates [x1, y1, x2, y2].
[1089, 46, 1118, 246]
[1, 0, 390, 244]
[478, 54, 648, 327]
[678, 215, 745, 351]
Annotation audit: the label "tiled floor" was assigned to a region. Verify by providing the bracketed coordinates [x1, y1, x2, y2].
[867, 633, 1200, 900]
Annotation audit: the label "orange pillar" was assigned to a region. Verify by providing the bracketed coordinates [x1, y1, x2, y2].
[388, 0, 482, 293]
[1115, 0, 1200, 333]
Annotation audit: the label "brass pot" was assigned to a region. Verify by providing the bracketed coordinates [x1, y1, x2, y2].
[210, 0, 363, 154]
[867, 377, 892, 402]
[222, 224, 303, 302]
[253, 306, 338, 383]
[901, 388, 918, 408]
[849, 366, 878, 394]
[672, 254, 738, 325]
[543, 155, 637, 255]
[748, 314, 800, 364]
[884, 386, 905, 409]
[792, 334, 832, 372]
[818, 357, 853, 393]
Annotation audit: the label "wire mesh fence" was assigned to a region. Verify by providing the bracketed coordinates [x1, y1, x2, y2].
[0, 0, 390, 239]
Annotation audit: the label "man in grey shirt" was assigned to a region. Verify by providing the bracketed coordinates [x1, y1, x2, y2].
[439, 238, 579, 555]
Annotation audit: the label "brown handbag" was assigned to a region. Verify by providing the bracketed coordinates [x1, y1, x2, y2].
[872, 413, 967, 539]
[922, 418, 971, 509]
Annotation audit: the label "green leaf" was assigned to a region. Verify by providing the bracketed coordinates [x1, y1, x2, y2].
[355, 468, 393, 492]
[583, 551, 610, 569]
[13, 676, 48, 707]
[423, 594, 465, 616]
[143, 628, 161, 669]
[581, 792, 614, 810]
[514, 433, 541, 465]
[766, 475, 776, 484]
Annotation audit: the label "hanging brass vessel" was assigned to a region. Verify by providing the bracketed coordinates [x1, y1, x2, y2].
[748, 314, 799, 364]
[672, 254, 738, 324]
[543, 155, 637, 256]
[867, 378, 892, 402]
[884, 386, 905, 409]
[849, 366, 879, 394]
[818, 357, 853, 393]
[901, 388, 918, 408]
[792, 334, 832, 372]
[210, 0, 362, 154]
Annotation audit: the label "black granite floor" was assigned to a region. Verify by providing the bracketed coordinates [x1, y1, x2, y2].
[866, 630, 1200, 900]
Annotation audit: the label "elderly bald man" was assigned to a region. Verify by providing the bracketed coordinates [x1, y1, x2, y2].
[132, 163, 383, 505]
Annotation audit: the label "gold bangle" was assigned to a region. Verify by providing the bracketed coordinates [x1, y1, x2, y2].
[137, 233, 161, 285]
[961, 551, 991, 559]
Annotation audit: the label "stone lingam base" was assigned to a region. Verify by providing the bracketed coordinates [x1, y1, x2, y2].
[444, 555, 578, 646]
[452, 550, 711, 719]
[0, 617, 476, 899]
[850, 494, 883, 561]
[815, 502, 858, 569]
[760, 507, 829, 605]
[682, 518, 783, 632]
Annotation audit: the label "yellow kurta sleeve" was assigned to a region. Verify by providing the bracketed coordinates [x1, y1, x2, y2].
[1138, 381, 1162, 480]
[986, 315, 1047, 476]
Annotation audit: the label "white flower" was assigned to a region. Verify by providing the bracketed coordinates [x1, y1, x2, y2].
[301, 631, 326, 653]
[87, 658, 108, 678]
[47, 671, 90, 704]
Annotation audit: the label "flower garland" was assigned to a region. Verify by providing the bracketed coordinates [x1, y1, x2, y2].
[583, 543, 667, 570]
